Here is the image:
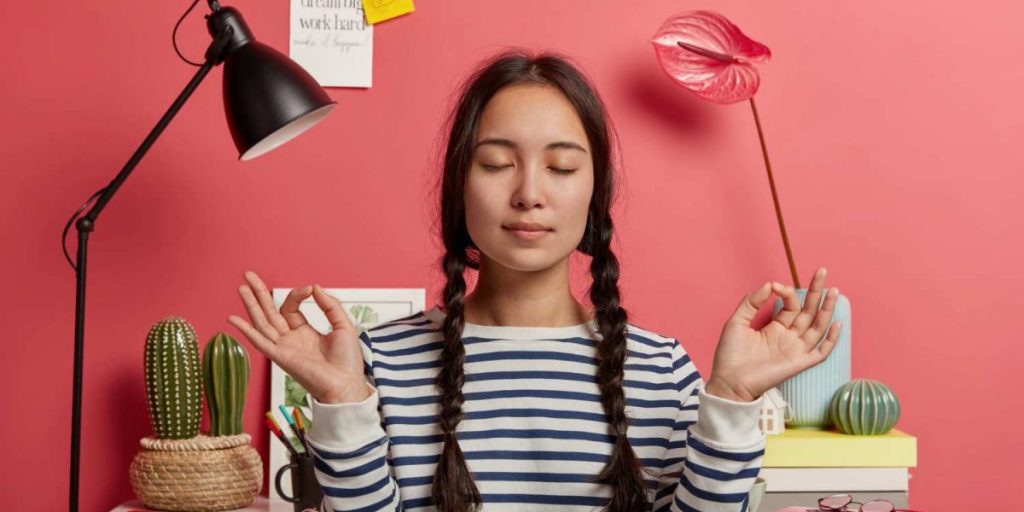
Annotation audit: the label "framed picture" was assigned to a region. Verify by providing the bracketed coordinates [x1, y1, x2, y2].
[269, 287, 426, 502]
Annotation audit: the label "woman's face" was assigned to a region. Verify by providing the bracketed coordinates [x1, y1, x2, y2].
[464, 83, 594, 273]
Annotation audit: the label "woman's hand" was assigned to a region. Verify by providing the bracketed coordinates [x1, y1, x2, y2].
[705, 267, 842, 402]
[227, 271, 371, 404]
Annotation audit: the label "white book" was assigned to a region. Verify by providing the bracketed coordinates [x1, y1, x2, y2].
[760, 467, 910, 492]
[759, 491, 909, 512]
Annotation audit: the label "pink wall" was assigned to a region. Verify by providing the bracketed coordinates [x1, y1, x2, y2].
[2, 1, 1020, 510]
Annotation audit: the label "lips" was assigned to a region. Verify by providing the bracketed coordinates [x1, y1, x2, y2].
[503, 222, 552, 232]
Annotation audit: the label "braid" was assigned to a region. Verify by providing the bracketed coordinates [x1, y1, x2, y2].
[431, 250, 483, 512]
[589, 215, 652, 511]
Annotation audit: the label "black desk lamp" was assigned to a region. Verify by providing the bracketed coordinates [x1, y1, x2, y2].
[62, 2, 336, 509]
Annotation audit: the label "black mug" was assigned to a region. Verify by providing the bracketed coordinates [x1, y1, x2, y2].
[274, 452, 325, 512]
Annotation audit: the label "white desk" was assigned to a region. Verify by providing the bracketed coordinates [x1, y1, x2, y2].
[111, 496, 301, 512]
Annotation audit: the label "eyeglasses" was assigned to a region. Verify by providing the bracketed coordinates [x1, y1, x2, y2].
[816, 494, 913, 512]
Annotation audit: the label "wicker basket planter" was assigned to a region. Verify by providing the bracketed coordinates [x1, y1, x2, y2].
[130, 433, 262, 511]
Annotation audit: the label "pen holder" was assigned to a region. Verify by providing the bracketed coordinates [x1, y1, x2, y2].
[275, 452, 325, 512]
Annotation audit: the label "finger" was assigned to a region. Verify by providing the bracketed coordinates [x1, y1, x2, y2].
[228, 314, 279, 361]
[312, 284, 354, 332]
[770, 282, 802, 328]
[239, 284, 281, 341]
[811, 321, 842, 361]
[243, 271, 291, 335]
[280, 285, 314, 330]
[795, 320, 841, 372]
[803, 287, 839, 346]
[729, 282, 774, 327]
[792, 267, 828, 333]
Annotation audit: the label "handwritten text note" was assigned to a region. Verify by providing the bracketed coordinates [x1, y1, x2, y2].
[289, 0, 373, 88]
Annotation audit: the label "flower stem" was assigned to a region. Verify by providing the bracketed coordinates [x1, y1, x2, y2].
[749, 96, 801, 289]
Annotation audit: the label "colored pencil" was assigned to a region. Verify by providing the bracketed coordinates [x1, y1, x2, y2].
[293, 406, 311, 454]
[277, 404, 305, 452]
[265, 412, 299, 457]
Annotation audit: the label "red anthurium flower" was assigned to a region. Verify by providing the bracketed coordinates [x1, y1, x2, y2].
[651, 10, 805, 289]
[651, 10, 771, 104]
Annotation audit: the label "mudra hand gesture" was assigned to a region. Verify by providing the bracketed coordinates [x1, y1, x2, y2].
[227, 271, 372, 404]
[705, 267, 842, 402]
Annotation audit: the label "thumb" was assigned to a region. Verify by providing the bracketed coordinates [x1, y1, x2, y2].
[730, 281, 774, 327]
[311, 284, 354, 332]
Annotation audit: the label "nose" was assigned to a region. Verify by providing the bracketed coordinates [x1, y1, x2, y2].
[510, 164, 545, 209]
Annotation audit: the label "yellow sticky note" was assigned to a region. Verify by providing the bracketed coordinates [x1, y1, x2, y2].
[361, 0, 415, 25]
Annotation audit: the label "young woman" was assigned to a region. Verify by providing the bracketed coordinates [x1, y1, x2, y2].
[229, 50, 842, 512]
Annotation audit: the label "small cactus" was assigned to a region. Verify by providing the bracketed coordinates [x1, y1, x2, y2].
[829, 378, 901, 435]
[144, 317, 203, 439]
[203, 332, 250, 436]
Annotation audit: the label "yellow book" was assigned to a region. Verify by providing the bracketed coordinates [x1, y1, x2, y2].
[764, 428, 917, 468]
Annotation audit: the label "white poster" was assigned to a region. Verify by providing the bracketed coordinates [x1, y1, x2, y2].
[268, 287, 426, 502]
[289, 0, 373, 88]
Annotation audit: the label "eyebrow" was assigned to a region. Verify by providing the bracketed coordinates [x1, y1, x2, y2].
[474, 138, 588, 154]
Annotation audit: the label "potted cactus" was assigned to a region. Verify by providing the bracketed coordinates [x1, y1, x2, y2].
[142, 317, 203, 439]
[130, 317, 262, 511]
[204, 331, 251, 436]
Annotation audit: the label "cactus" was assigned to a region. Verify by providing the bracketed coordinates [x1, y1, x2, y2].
[203, 332, 250, 436]
[144, 317, 203, 439]
[829, 378, 901, 435]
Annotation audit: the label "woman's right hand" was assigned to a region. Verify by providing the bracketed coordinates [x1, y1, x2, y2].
[227, 271, 372, 404]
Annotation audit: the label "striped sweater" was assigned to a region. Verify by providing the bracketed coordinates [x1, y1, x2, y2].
[307, 305, 766, 512]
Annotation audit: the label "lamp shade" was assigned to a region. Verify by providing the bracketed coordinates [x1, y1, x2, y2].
[221, 35, 336, 160]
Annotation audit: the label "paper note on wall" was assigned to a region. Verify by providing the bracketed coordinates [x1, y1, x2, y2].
[289, 0, 373, 88]
[361, 0, 415, 24]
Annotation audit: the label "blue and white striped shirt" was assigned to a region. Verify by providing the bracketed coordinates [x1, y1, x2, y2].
[308, 305, 765, 511]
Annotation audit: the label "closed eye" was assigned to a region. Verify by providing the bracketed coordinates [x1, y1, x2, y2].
[480, 164, 576, 174]
[482, 164, 512, 171]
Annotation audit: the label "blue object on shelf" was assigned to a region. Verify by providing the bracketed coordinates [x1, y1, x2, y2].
[773, 289, 852, 429]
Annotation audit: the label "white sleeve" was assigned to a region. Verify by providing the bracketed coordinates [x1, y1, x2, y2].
[654, 341, 766, 512]
[306, 330, 401, 512]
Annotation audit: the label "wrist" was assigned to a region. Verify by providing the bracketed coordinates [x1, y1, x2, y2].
[318, 381, 372, 404]
[704, 376, 757, 402]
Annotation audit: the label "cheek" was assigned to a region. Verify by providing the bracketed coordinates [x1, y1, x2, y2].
[564, 180, 594, 229]
[463, 180, 496, 233]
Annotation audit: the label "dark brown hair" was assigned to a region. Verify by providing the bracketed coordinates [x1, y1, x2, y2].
[431, 49, 649, 511]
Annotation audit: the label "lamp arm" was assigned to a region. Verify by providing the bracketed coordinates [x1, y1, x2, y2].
[67, 25, 232, 512]
[78, 27, 231, 228]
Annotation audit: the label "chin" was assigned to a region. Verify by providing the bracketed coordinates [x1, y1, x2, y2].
[486, 249, 572, 273]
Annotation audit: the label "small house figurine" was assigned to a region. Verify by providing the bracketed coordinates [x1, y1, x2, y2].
[758, 387, 789, 435]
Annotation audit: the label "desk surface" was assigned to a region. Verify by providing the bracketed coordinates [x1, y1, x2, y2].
[112, 496, 300, 512]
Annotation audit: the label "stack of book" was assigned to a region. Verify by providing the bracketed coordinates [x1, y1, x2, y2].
[756, 428, 917, 512]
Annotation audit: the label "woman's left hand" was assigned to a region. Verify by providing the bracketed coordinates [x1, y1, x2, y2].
[704, 267, 842, 402]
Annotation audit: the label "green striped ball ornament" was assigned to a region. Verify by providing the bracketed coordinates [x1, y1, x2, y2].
[144, 317, 203, 439]
[829, 378, 901, 435]
[203, 332, 251, 436]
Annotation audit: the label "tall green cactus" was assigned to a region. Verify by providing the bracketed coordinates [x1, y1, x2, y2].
[144, 317, 202, 439]
[203, 332, 250, 436]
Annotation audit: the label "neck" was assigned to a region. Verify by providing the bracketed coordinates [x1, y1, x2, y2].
[461, 255, 591, 327]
